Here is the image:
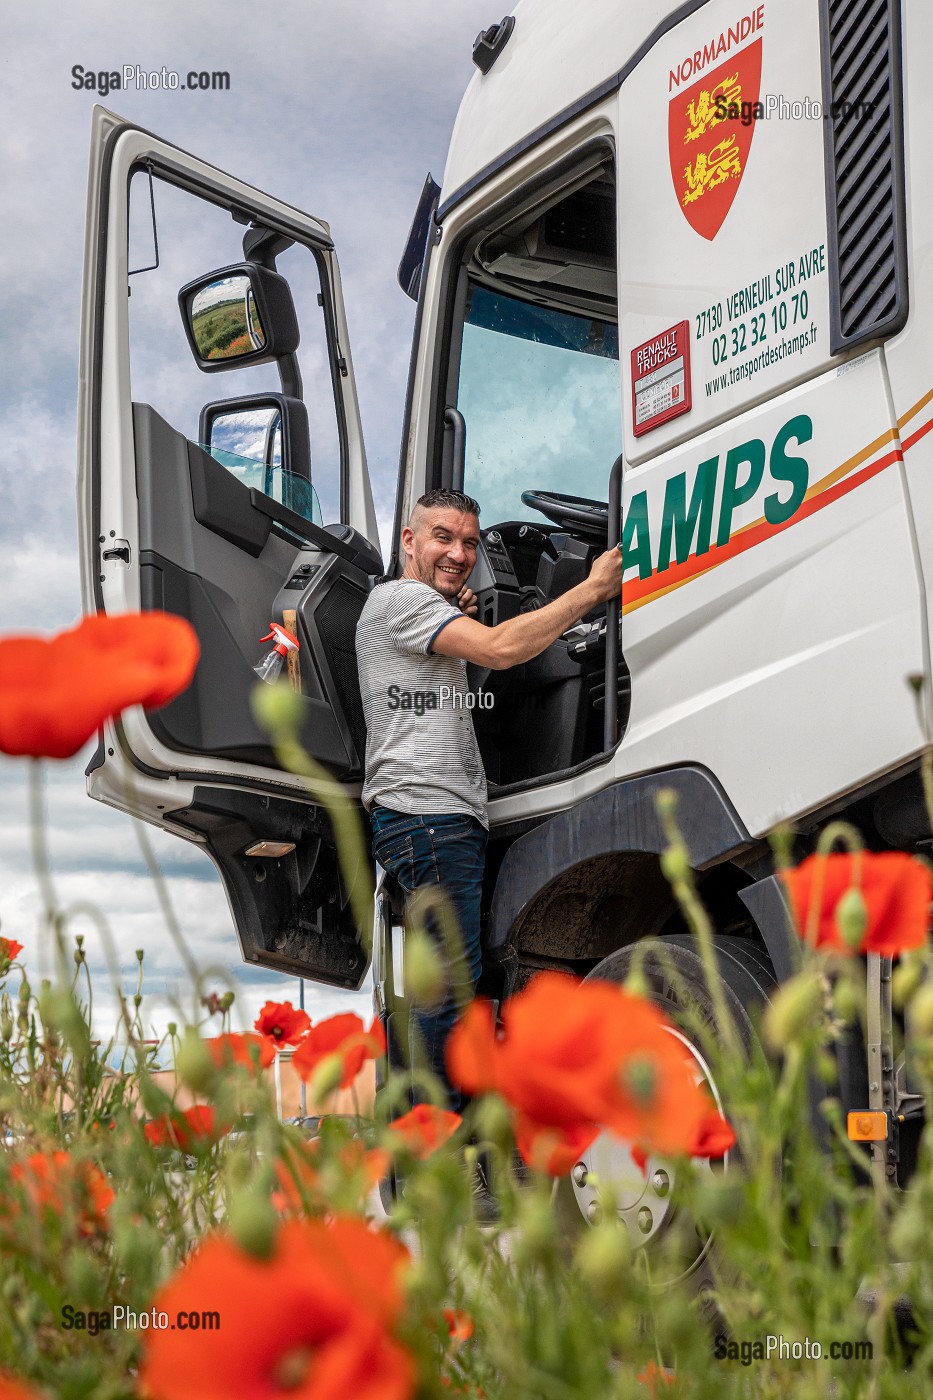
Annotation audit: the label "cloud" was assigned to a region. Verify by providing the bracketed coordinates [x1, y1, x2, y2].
[0, 0, 495, 1034]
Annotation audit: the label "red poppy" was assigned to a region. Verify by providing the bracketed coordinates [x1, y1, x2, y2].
[145, 1105, 227, 1153]
[442, 1310, 474, 1348]
[139, 1217, 414, 1400]
[273, 1139, 389, 1216]
[688, 1108, 736, 1159]
[0, 612, 200, 760]
[636, 1359, 675, 1391]
[255, 1000, 311, 1050]
[0, 1376, 46, 1400]
[0, 938, 22, 964]
[512, 1118, 600, 1178]
[205, 1032, 276, 1072]
[386, 1105, 462, 1160]
[292, 1015, 387, 1090]
[782, 851, 933, 956]
[446, 973, 711, 1175]
[8, 1150, 114, 1237]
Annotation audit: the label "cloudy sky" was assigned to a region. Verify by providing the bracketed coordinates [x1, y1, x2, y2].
[0, 0, 497, 1046]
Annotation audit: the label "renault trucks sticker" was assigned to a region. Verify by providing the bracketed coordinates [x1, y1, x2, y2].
[631, 322, 692, 436]
[669, 16, 764, 240]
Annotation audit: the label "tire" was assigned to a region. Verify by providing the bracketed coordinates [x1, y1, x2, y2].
[553, 933, 776, 1303]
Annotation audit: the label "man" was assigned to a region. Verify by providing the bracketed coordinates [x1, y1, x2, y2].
[356, 488, 623, 1107]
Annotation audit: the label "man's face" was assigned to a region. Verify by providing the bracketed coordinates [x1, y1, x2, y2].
[401, 507, 480, 600]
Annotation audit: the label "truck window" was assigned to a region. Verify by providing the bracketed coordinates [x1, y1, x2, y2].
[439, 162, 627, 790]
[458, 285, 621, 526]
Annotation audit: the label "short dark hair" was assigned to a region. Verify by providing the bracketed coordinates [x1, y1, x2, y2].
[415, 488, 481, 517]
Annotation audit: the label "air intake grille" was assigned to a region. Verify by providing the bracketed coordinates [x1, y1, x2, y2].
[819, 0, 907, 353]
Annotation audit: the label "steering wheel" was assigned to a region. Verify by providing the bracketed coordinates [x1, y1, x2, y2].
[520, 489, 610, 546]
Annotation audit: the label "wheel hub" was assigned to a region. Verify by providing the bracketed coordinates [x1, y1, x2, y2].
[568, 1028, 727, 1254]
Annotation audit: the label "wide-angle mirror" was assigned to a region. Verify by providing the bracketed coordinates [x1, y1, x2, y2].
[188, 274, 266, 362]
[179, 261, 300, 372]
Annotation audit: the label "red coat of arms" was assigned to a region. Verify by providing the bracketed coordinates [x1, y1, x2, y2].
[668, 39, 762, 241]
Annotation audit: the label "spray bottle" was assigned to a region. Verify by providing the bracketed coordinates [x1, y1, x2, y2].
[253, 623, 300, 683]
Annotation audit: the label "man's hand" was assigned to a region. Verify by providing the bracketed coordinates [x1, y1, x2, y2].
[457, 585, 479, 617]
[434, 544, 623, 671]
[586, 545, 624, 604]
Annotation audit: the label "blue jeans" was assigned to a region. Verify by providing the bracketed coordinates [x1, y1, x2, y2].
[370, 806, 486, 1111]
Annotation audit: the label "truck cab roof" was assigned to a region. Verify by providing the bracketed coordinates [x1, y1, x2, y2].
[442, 0, 680, 202]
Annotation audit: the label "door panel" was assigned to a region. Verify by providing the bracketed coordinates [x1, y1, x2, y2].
[77, 107, 380, 985]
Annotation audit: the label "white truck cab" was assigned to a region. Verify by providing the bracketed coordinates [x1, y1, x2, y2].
[78, 0, 930, 1241]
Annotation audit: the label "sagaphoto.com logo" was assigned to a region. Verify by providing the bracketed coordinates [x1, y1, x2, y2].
[72, 64, 231, 97]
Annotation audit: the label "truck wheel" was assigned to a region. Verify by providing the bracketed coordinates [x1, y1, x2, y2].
[554, 933, 776, 1300]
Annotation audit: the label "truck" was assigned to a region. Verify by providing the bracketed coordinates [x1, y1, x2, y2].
[77, 0, 928, 1280]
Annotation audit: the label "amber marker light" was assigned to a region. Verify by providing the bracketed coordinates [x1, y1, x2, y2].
[847, 1111, 889, 1142]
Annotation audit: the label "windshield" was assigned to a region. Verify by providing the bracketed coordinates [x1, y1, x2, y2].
[457, 284, 622, 527]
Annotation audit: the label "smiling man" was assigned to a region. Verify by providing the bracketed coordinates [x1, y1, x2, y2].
[356, 488, 622, 1108]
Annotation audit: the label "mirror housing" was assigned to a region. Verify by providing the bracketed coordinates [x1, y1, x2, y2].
[179, 263, 300, 372]
[199, 393, 319, 523]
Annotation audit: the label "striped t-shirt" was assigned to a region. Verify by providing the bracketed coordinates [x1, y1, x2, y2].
[355, 579, 488, 827]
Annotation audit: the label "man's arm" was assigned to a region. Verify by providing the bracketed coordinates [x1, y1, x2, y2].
[432, 548, 623, 670]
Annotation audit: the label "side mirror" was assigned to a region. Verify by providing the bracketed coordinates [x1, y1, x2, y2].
[178, 263, 300, 372]
[199, 393, 321, 524]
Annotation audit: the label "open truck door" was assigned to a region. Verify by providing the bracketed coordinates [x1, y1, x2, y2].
[76, 107, 382, 990]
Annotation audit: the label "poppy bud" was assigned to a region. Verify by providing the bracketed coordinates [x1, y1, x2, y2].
[229, 1184, 278, 1260]
[405, 931, 445, 1009]
[655, 788, 678, 821]
[622, 1055, 658, 1106]
[764, 972, 824, 1050]
[909, 981, 933, 1037]
[624, 967, 650, 1000]
[65, 1247, 100, 1300]
[576, 1221, 632, 1294]
[308, 1052, 345, 1105]
[114, 1215, 161, 1288]
[835, 887, 867, 950]
[474, 1094, 512, 1149]
[251, 679, 304, 735]
[175, 1028, 217, 1095]
[660, 844, 690, 884]
[892, 958, 924, 1011]
[832, 975, 863, 1024]
[0, 995, 12, 1043]
[220, 992, 235, 1011]
[512, 1195, 556, 1266]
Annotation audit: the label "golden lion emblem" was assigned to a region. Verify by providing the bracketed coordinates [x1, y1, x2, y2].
[683, 75, 742, 142]
[682, 138, 742, 204]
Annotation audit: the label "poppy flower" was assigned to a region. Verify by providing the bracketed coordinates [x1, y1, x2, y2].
[8, 1150, 114, 1237]
[446, 973, 711, 1174]
[255, 1000, 311, 1050]
[636, 1359, 675, 1391]
[782, 851, 933, 956]
[0, 612, 200, 760]
[687, 1108, 736, 1159]
[292, 1014, 387, 1090]
[442, 1310, 474, 1348]
[273, 1139, 389, 1216]
[386, 1105, 462, 1160]
[206, 1032, 276, 1072]
[513, 1118, 600, 1178]
[144, 1105, 227, 1153]
[0, 938, 22, 964]
[139, 1217, 414, 1400]
[0, 1376, 46, 1400]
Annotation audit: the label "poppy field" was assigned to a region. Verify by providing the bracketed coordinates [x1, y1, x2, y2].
[1, 614, 933, 1397]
